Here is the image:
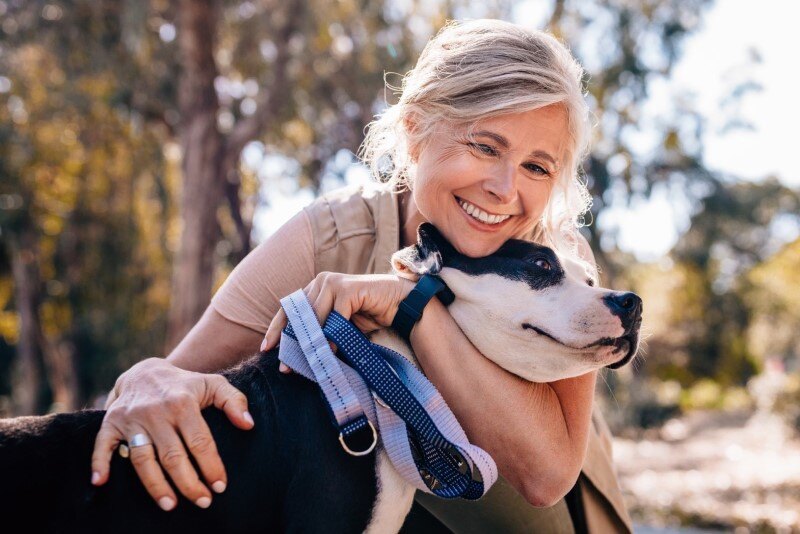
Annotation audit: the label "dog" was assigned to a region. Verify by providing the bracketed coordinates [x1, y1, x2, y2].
[0, 223, 641, 533]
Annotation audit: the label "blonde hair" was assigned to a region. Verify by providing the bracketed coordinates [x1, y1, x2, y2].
[358, 19, 593, 255]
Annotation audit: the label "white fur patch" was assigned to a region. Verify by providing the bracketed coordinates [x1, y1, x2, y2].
[441, 266, 626, 382]
[364, 452, 416, 534]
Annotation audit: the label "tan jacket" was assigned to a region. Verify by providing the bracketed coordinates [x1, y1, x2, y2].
[213, 182, 632, 533]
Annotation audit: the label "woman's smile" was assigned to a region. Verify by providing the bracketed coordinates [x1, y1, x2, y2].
[454, 196, 514, 231]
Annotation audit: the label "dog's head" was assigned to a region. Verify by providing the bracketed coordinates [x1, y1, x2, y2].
[391, 223, 642, 382]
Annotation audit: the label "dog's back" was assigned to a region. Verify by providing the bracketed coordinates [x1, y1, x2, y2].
[0, 352, 379, 533]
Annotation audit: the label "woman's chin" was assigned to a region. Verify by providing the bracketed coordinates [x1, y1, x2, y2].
[451, 238, 504, 258]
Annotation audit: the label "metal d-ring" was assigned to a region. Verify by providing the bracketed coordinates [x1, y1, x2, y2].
[372, 391, 390, 409]
[339, 420, 378, 457]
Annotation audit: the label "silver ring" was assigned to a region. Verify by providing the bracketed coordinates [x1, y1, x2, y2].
[129, 433, 153, 448]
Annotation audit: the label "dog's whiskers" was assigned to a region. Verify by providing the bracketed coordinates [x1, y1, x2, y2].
[598, 370, 620, 412]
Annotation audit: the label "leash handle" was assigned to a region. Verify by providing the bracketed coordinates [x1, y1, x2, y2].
[324, 311, 496, 499]
[280, 291, 377, 456]
[278, 289, 497, 499]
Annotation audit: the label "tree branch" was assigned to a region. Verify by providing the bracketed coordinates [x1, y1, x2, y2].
[221, 0, 305, 255]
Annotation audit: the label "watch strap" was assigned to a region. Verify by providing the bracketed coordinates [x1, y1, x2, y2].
[391, 274, 454, 342]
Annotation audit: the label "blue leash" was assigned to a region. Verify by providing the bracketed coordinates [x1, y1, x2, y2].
[278, 289, 497, 500]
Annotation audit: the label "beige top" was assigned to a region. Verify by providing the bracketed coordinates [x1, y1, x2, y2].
[211, 182, 633, 533]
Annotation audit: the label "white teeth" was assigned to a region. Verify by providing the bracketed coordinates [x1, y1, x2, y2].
[458, 199, 511, 225]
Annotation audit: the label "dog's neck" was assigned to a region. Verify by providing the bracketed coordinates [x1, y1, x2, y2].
[367, 329, 420, 369]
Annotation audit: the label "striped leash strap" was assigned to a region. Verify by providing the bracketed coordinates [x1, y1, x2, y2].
[278, 289, 497, 499]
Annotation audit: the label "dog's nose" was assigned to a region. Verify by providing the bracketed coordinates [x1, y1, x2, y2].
[603, 292, 642, 326]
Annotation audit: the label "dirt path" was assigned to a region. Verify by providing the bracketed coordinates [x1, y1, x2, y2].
[613, 410, 800, 532]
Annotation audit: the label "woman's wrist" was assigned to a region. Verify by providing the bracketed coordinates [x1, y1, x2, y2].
[392, 275, 453, 342]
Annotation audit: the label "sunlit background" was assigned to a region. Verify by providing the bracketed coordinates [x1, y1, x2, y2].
[1, 0, 798, 531]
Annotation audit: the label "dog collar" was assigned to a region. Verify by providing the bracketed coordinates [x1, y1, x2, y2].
[391, 274, 455, 343]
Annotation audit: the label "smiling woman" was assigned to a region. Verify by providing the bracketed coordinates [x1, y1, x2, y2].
[94, 18, 634, 534]
[402, 106, 571, 258]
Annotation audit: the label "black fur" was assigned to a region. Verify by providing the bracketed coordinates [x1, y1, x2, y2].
[0, 352, 378, 533]
[411, 223, 565, 290]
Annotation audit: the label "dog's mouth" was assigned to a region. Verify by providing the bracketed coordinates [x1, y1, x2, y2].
[604, 328, 640, 369]
[521, 323, 565, 346]
[521, 322, 639, 369]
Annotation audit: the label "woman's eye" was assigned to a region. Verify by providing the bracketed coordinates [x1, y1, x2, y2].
[524, 163, 549, 176]
[469, 143, 497, 156]
[534, 258, 551, 271]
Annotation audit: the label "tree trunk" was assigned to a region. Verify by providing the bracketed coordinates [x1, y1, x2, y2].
[8, 229, 49, 415]
[166, 0, 225, 352]
[41, 336, 81, 412]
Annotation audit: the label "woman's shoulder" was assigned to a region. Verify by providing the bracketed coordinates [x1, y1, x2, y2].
[302, 181, 400, 274]
[303, 181, 396, 241]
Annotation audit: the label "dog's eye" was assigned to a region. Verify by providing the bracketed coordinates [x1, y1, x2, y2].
[534, 258, 551, 271]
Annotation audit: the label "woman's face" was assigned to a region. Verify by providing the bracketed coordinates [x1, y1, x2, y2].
[410, 104, 570, 258]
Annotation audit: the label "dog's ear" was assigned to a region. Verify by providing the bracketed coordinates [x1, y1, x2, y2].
[390, 223, 454, 280]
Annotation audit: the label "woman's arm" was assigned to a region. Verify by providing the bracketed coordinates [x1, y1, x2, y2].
[166, 307, 264, 373]
[410, 236, 599, 506]
[410, 298, 595, 507]
[92, 211, 317, 510]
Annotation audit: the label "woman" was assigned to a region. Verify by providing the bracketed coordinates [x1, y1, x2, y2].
[91, 19, 632, 532]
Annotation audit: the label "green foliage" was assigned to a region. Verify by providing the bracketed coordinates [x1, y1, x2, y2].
[0, 0, 474, 409]
[0, 3, 175, 405]
[1, 0, 797, 415]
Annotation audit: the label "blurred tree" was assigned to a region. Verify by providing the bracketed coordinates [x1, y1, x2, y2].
[745, 238, 800, 370]
[542, 0, 715, 281]
[0, 0, 467, 412]
[0, 1, 173, 411]
[673, 178, 800, 384]
[622, 178, 800, 387]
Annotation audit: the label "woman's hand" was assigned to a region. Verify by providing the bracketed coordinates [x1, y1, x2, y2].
[260, 272, 415, 368]
[91, 357, 255, 511]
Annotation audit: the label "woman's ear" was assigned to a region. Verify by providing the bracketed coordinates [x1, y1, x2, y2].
[403, 112, 421, 163]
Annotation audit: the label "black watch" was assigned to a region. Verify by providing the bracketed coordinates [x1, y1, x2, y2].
[391, 274, 455, 343]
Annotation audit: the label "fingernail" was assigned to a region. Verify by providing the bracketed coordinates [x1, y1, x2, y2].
[259, 337, 267, 351]
[196, 496, 212, 509]
[212, 480, 226, 493]
[243, 411, 254, 426]
[159, 496, 176, 511]
[91, 471, 101, 485]
[279, 363, 289, 373]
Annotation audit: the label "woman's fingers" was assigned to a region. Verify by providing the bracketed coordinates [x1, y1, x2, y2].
[126, 426, 179, 511]
[261, 307, 287, 351]
[149, 420, 213, 508]
[261, 309, 295, 373]
[103, 388, 118, 410]
[176, 406, 228, 494]
[204, 374, 254, 430]
[90, 418, 123, 486]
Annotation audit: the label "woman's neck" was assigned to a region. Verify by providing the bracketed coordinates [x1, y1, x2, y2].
[398, 189, 427, 248]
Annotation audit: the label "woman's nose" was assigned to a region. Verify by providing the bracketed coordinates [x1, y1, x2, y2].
[482, 165, 518, 203]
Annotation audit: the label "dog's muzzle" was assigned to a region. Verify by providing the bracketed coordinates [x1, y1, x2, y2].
[602, 291, 643, 369]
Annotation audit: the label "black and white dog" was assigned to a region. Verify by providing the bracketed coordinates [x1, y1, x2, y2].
[0, 223, 641, 533]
